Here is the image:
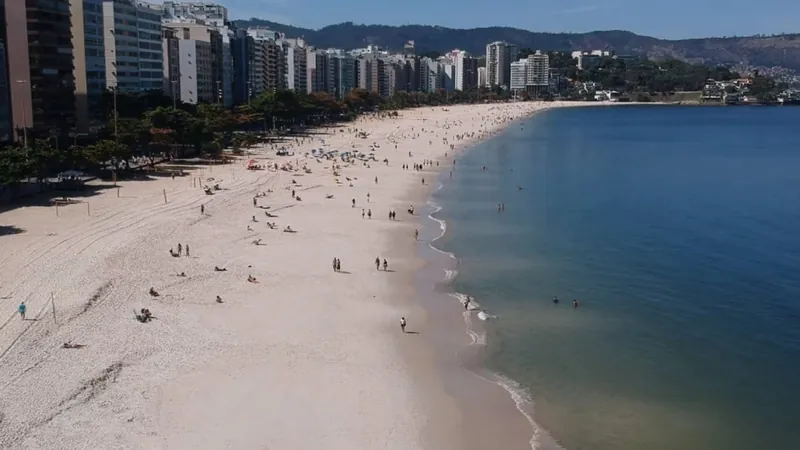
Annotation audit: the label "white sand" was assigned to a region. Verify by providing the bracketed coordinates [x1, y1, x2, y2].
[0, 102, 585, 449]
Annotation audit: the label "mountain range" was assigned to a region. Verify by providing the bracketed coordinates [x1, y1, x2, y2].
[233, 20, 800, 73]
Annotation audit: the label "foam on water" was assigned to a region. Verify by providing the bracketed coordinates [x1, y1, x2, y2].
[426, 185, 557, 450]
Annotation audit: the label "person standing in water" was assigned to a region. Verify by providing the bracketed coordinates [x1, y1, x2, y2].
[573, 299, 579, 309]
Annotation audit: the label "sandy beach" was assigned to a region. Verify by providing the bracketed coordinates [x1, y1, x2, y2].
[0, 101, 582, 449]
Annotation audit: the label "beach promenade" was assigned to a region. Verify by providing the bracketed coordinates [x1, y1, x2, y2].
[0, 102, 569, 449]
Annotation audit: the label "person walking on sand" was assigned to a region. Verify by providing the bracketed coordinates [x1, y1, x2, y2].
[336, 259, 341, 272]
[383, 259, 388, 271]
[185, 245, 190, 257]
[375, 257, 381, 270]
[352, 198, 356, 208]
[18, 301, 26, 320]
[400, 317, 407, 333]
[368, 209, 372, 219]
[333, 257, 337, 272]
[253, 197, 257, 208]
[177, 243, 182, 256]
[362, 209, 365, 219]
[375, 176, 378, 184]
[200, 204, 205, 215]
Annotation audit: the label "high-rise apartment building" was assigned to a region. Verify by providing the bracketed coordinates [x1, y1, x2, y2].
[485, 41, 517, 88]
[526, 50, 549, 88]
[0, 38, 10, 142]
[102, 0, 163, 93]
[448, 49, 477, 91]
[162, 1, 226, 26]
[354, 57, 369, 90]
[246, 28, 285, 95]
[231, 28, 252, 104]
[367, 58, 387, 96]
[419, 58, 439, 93]
[510, 59, 527, 92]
[163, 22, 217, 104]
[477, 67, 486, 88]
[162, 2, 232, 105]
[72, 0, 106, 131]
[439, 61, 455, 92]
[283, 38, 308, 93]
[2, 0, 75, 137]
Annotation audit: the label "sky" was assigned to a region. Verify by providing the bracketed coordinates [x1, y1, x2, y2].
[202, 0, 800, 40]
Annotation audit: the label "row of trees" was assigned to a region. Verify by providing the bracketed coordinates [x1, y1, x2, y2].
[0, 87, 512, 189]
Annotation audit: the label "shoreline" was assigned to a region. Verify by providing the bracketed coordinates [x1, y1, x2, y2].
[408, 106, 566, 450]
[0, 101, 587, 449]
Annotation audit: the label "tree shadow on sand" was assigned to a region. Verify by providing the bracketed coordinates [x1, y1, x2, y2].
[0, 225, 25, 236]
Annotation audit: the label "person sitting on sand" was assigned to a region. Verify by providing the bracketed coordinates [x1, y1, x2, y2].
[252, 215, 257, 222]
[169, 249, 178, 257]
[178, 272, 186, 277]
[247, 274, 258, 283]
[252, 239, 262, 245]
[283, 225, 295, 233]
[149, 287, 159, 297]
[135, 308, 154, 323]
[216, 295, 224, 304]
[214, 266, 227, 272]
[62, 341, 86, 349]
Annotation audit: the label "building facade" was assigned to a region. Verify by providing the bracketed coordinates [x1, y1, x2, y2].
[164, 23, 217, 104]
[485, 41, 517, 88]
[102, 0, 163, 94]
[526, 50, 550, 88]
[0, 38, 9, 142]
[72, 0, 106, 130]
[2, 0, 76, 137]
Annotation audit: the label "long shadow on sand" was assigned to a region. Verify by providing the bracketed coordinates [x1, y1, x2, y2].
[0, 225, 25, 236]
[0, 183, 116, 214]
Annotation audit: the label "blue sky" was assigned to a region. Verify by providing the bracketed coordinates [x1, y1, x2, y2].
[171, 0, 799, 40]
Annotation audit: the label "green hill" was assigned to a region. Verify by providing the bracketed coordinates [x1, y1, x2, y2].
[232, 20, 800, 72]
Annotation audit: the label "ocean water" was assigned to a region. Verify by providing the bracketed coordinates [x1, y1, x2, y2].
[430, 106, 800, 450]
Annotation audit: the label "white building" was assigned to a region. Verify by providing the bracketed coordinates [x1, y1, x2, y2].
[526, 50, 549, 87]
[477, 67, 486, 88]
[283, 38, 308, 93]
[448, 49, 467, 91]
[161, 1, 227, 27]
[163, 22, 217, 104]
[162, 2, 233, 106]
[510, 59, 528, 92]
[103, 0, 164, 93]
[571, 50, 610, 70]
[485, 41, 517, 88]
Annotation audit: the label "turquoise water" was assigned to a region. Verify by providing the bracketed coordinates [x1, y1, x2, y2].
[432, 106, 800, 450]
